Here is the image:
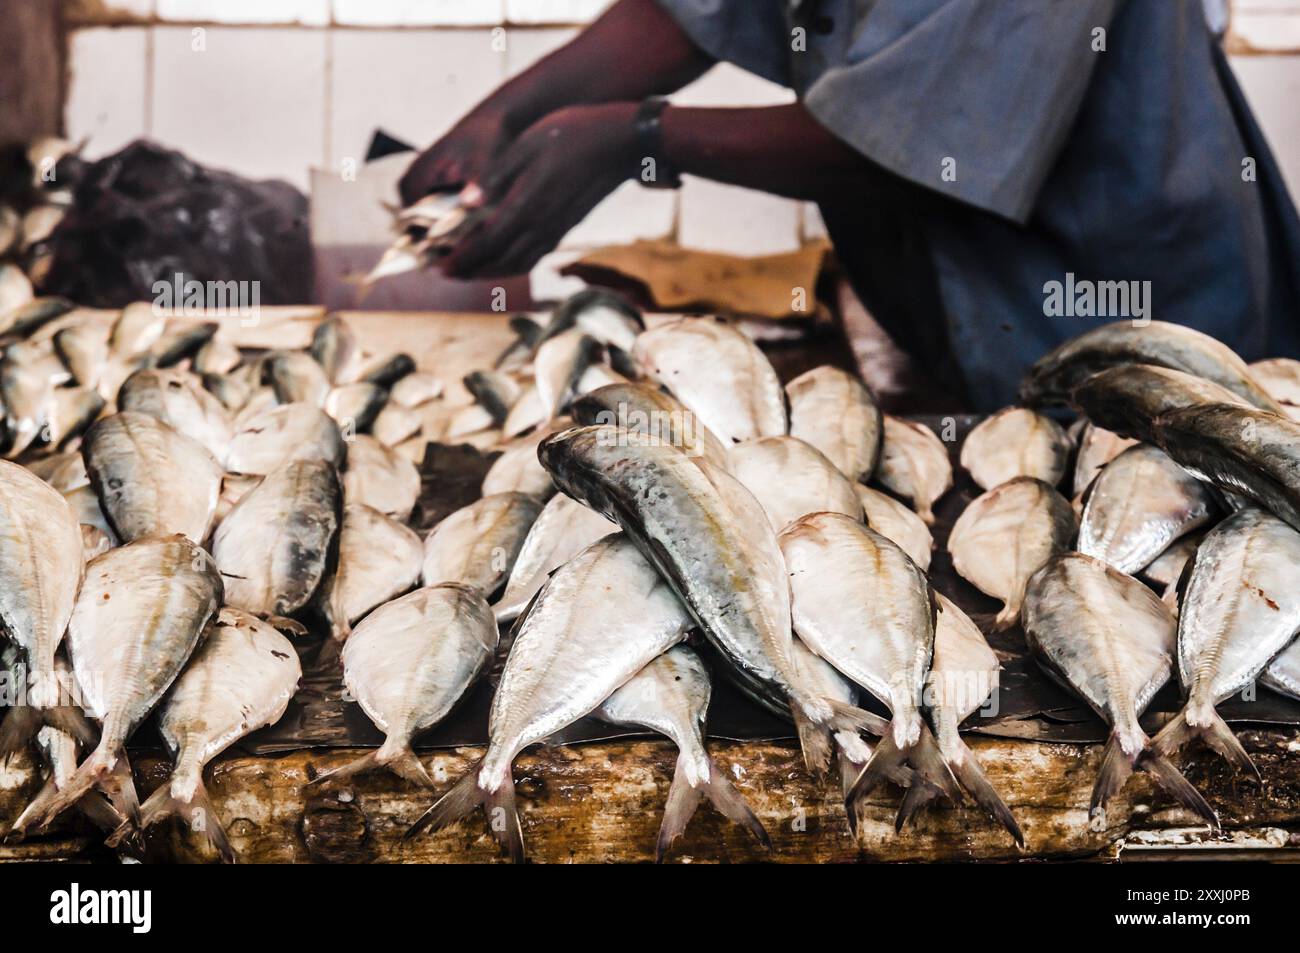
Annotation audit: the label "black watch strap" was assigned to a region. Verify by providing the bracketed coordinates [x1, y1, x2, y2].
[633, 97, 682, 190]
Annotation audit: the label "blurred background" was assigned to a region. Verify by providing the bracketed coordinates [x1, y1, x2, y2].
[2, 0, 1298, 317]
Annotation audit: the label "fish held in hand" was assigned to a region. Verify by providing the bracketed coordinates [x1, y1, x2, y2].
[406, 534, 691, 861]
[948, 477, 1075, 629]
[1021, 552, 1217, 830]
[596, 645, 769, 861]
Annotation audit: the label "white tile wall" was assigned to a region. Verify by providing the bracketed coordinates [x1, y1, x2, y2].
[151, 26, 328, 189]
[65, 27, 150, 157]
[328, 29, 505, 169]
[156, 0, 329, 25]
[505, 0, 615, 24]
[333, 0, 505, 27]
[677, 177, 803, 256]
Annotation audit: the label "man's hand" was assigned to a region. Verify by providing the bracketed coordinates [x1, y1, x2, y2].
[398, 110, 513, 206]
[442, 103, 640, 280]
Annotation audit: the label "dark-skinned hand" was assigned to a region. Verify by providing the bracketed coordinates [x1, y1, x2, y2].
[398, 109, 514, 207]
[441, 102, 640, 280]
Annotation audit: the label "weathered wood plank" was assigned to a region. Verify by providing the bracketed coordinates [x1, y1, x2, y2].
[4, 731, 1298, 863]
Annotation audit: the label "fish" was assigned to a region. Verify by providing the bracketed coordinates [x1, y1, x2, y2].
[80, 524, 113, 560]
[421, 492, 542, 595]
[948, 477, 1075, 629]
[918, 594, 1022, 845]
[539, 425, 878, 772]
[494, 492, 615, 623]
[47, 387, 106, 449]
[108, 301, 167, 360]
[117, 367, 233, 465]
[480, 429, 557, 499]
[11, 534, 223, 834]
[632, 317, 786, 444]
[778, 512, 958, 824]
[1249, 357, 1300, 410]
[406, 534, 693, 860]
[146, 321, 218, 368]
[0, 354, 58, 457]
[1022, 320, 1282, 412]
[570, 382, 730, 471]
[63, 484, 116, 541]
[1077, 444, 1217, 574]
[371, 402, 423, 447]
[540, 287, 644, 355]
[82, 412, 223, 544]
[1071, 363, 1249, 445]
[1262, 639, 1300, 702]
[789, 639, 876, 805]
[728, 435, 863, 531]
[313, 584, 496, 789]
[108, 607, 299, 861]
[1140, 533, 1203, 607]
[494, 314, 544, 370]
[0, 263, 34, 318]
[1147, 508, 1300, 776]
[1021, 552, 1217, 829]
[227, 402, 346, 475]
[463, 370, 522, 426]
[960, 407, 1070, 491]
[341, 433, 420, 523]
[534, 328, 602, 421]
[316, 503, 423, 662]
[389, 372, 443, 408]
[192, 336, 242, 376]
[53, 323, 110, 389]
[267, 350, 331, 407]
[361, 353, 416, 389]
[324, 381, 389, 434]
[310, 316, 361, 385]
[874, 416, 953, 524]
[1072, 421, 1138, 496]
[856, 485, 933, 571]
[595, 645, 769, 861]
[212, 459, 341, 623]
[786, 366, 883, 482]
[203, 370, 254, 413]
[0, 462, 87, 757]
[1151, 403, 1300, 533]
[501, 383, 546, 439]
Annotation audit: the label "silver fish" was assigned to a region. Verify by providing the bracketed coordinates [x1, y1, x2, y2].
[1077, 444, 1216, 573]
[632, 317, 786, 444]
[948, 477, 1075, 629]
[203, 370, 254, 413]
[596, 645, 769, 861]
[310, 316, 361, 385]
[117, 367, 233, 465]
[371, 402, 423, 447]
[108, 302, 166, 360]
[0, 461, 86, 756]
[361, 353, 416, 390]
[315, 584, 496, 789]
[212, 459, 341, 622]
[82, 412, 223, 544]
[0, 262, 33, 317]
[481, 428, 558, 499]
[63, 484, 116, 542]
[1148, 509, 1300, 776]
[119, 607, 300, 861]
[960, 407, 1070, 491]
[146, 321, 218, 368]
[1072, 421, 1138, 495]
[316, 503, 423, 659]
[47, 386, 106, 449]
[1022, 320, 1282, 412]
[407, 534, 692, 860]
[341, 433, 420, 523]
[12, 534, 222, 833]
[570, 382, 730, 471]
[875, 416, 953, 525]
[494, 492, 615, 623]
[534, 328, 602, 421]
[1071, 363, 1249, 446]
[856, 484, 933, 571]
[53, 322, 110, 389]
[778, 512, 957, 823]
[539, 426, 875, 771]
[267, 349, 331, 407]
[790, 639, 875, 803]
[192, 336, 242, 376]
[728, 435, 862, 531]
[464, 370, 522, 426]
[501, 383, 546, 438]
[0, 354, 57, 457]
[421, 491, 542, 596]
[80, 524, 113, 560]
[325, 382, 388, 434]
[541, 288, 644, 355]
[1021, 552, 1217, 829]
[390, 372, 443, 408]
[786, 366, 883, 483]
[227, 402, 346, 475]
[1249, 357, 1300, 410]
[1141, 533, 1203, 607]
[1262, 639, 1300, 701]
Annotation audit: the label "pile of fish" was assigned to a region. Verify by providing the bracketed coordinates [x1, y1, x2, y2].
[0, 137, 78, 305]
[6, 278, 1300, 862]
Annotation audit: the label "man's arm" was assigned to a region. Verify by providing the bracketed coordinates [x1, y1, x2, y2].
[400, 0, 713, 203]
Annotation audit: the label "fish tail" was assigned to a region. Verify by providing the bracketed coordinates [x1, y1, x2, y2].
[1089, 731, 1137, 829]
[309, 738, 434, 789]
[657, 752, 769, 863]
[791, 706, 834, 778]
[1136, 748, 1221, 832]
[993, 599, 1021, 632]
[9, 742, 116, 836]
[99, 748, 141, 828]
[826, 699, 890, 738]
[837, 741, 871, 837]
[313, 633, 346, 671]
[0, 704, 97, 763]
[405, 757, 526, 862]
[1150, 706, 1260, 781]
[942, 740, 1024, 848]
[845, 721, 959, 831]
[121, 776, 236, 863]
[895, 778, 945, 833]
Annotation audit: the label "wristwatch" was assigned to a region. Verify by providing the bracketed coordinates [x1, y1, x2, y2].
[633, 97, 682, 190]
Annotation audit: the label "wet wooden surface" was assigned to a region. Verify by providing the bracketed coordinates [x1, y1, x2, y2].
[3, 730, 1299, 863]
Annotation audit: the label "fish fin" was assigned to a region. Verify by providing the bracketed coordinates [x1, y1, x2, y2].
[98, 749, 141, 828]
[993, 600, 1021, 632]
[311, 741, 435, 789]
[826, 699, 890, 738]
[1089, 731, 1136, 828]
[791, 706, 833, 778]
[837, 745, 870, 838]
[943, 742, 1024, 848]
[405, 757, 526, 862]
[895, 778, 945, 833]
[910, 724, 963, 803]
[263, 614, 310, 638]
[1150, 707, 1260, 781]
[76, 790, 131, 840]
[1136, 748, 1221, 832]
[0, 704, 97, 762]
[9, 743, 115, 835]
[313, 635, 346, 672]
[119, 777, 237, 863]
[916, 502, 936, 526]
[846, 722, 958, 821]
[655, 756, 706, 862]
[696, 756, 769, 857]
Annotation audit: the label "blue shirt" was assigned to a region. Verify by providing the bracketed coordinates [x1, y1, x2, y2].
[657, 0, 1300, 409]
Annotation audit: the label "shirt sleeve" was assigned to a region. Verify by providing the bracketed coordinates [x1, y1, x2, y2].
[653, 0, 793, 87]
[803, 0, 1121, 223]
